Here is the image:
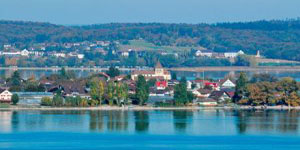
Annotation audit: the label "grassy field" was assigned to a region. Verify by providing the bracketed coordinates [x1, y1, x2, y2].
[120, 40, 201, 52]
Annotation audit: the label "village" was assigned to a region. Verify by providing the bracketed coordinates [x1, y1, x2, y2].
[0, 61, 237, 108]
[0, 40, 255, 68]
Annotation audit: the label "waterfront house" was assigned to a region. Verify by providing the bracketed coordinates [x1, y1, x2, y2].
[209, 91, 231, 103]
[192, 88, 211, 98]
[147, 95, 174, 106]
[0, 89, 12, 103]
[12, 92, 53, 105]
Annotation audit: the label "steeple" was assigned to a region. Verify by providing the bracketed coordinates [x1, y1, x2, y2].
[155, 61, 164, 75]
[255, 50, 261, 58]
[155, 61, 163, 69]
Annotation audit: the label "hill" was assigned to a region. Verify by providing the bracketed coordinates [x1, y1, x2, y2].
[1, 19, 300, 61]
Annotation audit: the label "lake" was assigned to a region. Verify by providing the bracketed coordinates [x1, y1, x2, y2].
[2, 69, 300, 81]
[0, 110, 300, 150]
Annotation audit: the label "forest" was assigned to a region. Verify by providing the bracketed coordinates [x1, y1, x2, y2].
[1, 19, 300, 61]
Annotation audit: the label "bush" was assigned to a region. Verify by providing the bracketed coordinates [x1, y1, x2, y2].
[41, 97, 52, 106]
[12, 94, 19, 105]
[52, 95, 64, 107]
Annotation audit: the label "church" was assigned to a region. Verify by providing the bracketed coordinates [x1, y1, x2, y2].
[131, 61, 171, 81]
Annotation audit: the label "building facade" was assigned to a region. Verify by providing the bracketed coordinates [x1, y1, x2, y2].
[131, 62, 171, 81]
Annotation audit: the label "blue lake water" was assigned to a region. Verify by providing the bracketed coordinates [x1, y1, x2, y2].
[0, 110, 300, 150]
[2, 69, 300, 81]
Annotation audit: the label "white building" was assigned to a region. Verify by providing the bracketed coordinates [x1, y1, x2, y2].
[131, 61, 171, 81]
[0, 89, 13, 103]
[224, 50, 244, 58]
[195, 50, 214, 57]
[20, 49, 29, 56]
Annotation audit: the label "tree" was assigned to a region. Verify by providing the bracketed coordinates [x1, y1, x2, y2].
[106, 66, 120, 78]
[250, 73, 278, 83]
[276, 77, 299, 106]
[90, 80, 105, 105]
[11, 94, 19, 105]
[11, 71, 21, 86]
[171, 73, 177, 80]
[135, 75, 149, 105]
[106, 81, 115, 105]
[116, 83, 128, 106]
[174, 77, 194, 106]
[234, 55, 256, 67]
[233, 72, 248, 103]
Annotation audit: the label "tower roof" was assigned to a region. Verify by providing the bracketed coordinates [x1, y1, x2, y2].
[155, 61, 163, 68]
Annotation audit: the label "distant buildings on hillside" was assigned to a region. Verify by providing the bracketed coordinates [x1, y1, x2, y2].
[195, 49, 245, 58]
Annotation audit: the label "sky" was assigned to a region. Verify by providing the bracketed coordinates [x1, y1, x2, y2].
[0, 0, 300, 25]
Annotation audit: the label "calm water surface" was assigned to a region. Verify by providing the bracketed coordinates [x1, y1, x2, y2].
[0, 110, 300, 150]
[2, 69, 300, 81]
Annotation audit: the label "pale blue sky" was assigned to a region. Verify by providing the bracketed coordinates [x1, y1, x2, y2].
[0, 0, 300, 25]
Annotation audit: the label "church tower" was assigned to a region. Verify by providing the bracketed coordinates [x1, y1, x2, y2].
[155, 61, 164, 75]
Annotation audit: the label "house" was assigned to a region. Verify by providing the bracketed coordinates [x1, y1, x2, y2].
[118, 49, 131, 57]
[1, 51, 21, 56]
[156, 80, 168, 90]
[219, 78, 236, 88]
[48, 82, 90, 99]
[209, 91, 231, 103]
[0, 89, 13, 103]
[20, 49, 29, 56]
[13, 92, 54, 105]
[224, 50, 244, 58]
[193, 80, 210, 88]
[192, 88, 211, 98]
[221, 88, 235, 98]
[147, 95, 173, 106]
[194, 98, 217, 106]
[195, 50, 214, 57]
[29, 51, 44, 57]
[131, 61, 171, 81]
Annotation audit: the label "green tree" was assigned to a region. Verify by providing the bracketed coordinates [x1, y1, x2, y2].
[106, 66, 120, 78]
[233, 72, 248, 103]
[171, 73, 177, 80]
[174, 77, 194, 106]
[11, 94, 19, 105]
[135, 75, 149, 105]
[11, 71, 21, 86]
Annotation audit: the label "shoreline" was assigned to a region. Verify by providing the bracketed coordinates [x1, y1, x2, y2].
[2, 66, 300, 72]
[1, 105, 300, 111]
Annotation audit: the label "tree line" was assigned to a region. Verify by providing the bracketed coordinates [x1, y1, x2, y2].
[234, 73, 300, 106]
[2, 19, 300, 61]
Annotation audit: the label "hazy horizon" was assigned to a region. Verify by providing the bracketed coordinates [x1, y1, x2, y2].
[0, 0, 300, 25]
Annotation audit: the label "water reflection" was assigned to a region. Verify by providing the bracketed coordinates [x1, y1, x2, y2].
[134, 111, 149, 132]
[173, 110, 193, 132]
[235, 110, 300, 134]
[0, 110, 300, 135]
